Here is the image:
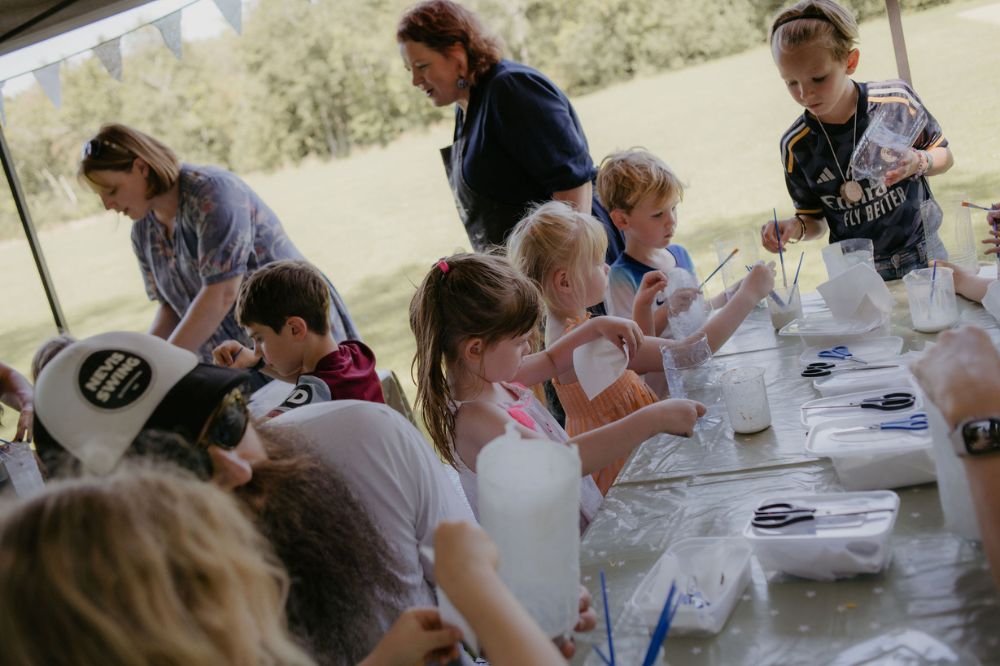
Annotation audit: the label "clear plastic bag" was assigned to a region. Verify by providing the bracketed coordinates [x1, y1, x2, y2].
[850, 101, 928, 188]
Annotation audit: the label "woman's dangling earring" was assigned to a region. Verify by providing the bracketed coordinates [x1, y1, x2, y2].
[456, 76, 469, 89]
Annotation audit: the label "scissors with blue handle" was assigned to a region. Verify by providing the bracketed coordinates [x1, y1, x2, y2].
[801, 362, 899, 378]
[752, 502, 895, 528]
[817, 345, 868, 364]
[836, 412, 929, 435]
[800, 391, 916, 412]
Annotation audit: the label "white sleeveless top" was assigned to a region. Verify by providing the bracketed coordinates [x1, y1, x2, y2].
[451, 382, 603, 534]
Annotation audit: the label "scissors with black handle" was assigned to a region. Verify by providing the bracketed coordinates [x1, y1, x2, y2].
[800, 391, 916, 412]
[752, 502, 895, 528]
[801, 362, 900, 378]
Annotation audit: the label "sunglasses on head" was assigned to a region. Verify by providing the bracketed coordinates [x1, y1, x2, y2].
[197, 388, 250, 451]
[81, 138, 129, 161]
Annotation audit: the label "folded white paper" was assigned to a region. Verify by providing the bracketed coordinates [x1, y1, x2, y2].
[817, 263, 893, 323]
[573, 338, 628, 401]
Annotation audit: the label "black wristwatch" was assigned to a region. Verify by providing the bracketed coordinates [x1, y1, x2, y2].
[950, 418, 1000, 457]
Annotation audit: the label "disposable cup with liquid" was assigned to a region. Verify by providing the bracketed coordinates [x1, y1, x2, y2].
[903, 266, 958, 333]
[822, 238, 875, 279]
[721, 366, 771, 434]
[766, 285, 802, 331]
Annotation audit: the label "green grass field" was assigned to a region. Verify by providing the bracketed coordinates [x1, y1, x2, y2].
[4, 0, 1000, 439]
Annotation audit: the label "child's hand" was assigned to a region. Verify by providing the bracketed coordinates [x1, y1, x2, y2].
[644, 398, 707, 438]
[740, 262, 776, 301]
[211, 340, 259, 369]
[667, 287, 701, 315]
[634, 270, 669, 308]
[760, 218, 801, 253]
[359, 607, 461, 666]
[590, 316, 644, 359]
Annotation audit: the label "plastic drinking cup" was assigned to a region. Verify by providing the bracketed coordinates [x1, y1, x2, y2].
[822, 238, 876, 279]
[767, 285, 803, 331]
[903, 266, 958, 333]
[721, 367, 771, 434]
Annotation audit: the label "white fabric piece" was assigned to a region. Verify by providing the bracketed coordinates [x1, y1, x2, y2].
[154, 11, 183, 60]
[33, 62, 61, 108]
[93, 38, 123, 80]
[268, 400, 475, 612]
[212, 0, 242, 34]
[572, 337, 628, 401]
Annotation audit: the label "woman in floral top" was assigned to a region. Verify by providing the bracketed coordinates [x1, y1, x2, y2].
[78, 124, 357, 361]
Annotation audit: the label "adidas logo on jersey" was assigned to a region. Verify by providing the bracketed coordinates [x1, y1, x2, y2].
[817, 167, 836, 184]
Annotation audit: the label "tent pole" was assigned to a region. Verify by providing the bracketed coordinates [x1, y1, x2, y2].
[0, 124, 69, 333]
[885, 0, 912, 86]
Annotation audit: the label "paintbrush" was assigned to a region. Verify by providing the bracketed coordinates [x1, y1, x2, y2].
[698, 248, 738, 291]
[774, 208, 788, 288]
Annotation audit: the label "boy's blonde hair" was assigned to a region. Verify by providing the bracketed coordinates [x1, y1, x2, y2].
[596, 148, 684, 213]
[507, 200, 607, 311]
[769, 0, 859, 62]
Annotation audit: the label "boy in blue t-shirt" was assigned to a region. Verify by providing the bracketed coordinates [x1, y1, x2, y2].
[598, 149, 702, 336]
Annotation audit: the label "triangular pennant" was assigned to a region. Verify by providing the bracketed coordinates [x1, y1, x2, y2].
[0, 81, 6, 126]
[153, 11, 183, 60]
[33, 62, 62, 108]
[211, 0, 242, 35]
[93, 38, 123, 81]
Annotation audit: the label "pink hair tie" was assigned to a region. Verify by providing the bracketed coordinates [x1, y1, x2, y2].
[436, 259, 450, 274]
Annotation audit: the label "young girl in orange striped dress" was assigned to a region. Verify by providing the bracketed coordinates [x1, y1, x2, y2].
[508, 201, 773, 494]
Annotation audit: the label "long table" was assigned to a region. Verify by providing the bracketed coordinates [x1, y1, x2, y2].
[573, 285, 1000, 665]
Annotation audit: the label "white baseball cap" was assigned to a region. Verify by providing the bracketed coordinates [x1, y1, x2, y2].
[34, 331, 249, 475]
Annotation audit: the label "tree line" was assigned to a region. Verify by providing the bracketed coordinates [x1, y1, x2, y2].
[0, 0, 949, 238]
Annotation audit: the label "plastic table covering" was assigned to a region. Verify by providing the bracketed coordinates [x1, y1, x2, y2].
[573, 284, 1000, 665]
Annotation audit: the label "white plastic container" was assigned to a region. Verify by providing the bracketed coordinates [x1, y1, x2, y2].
[805, 413, 936, 490]
[797, 336, 903, 368]
[628, 537, 752, 636]
[811, 363, 912, 397]
[779, 311, 891, 348]
[744, 491, 899, 581]
[477, 424, 581, 638]
[800, 383, 923, 428]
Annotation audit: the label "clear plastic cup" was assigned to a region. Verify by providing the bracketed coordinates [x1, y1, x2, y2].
[822, 238, 876, 279]
[661, 333, 721, 427]
[714, 231, 759, 296]
[903, 266, 958, 333]
[766, 285, 803, 331]
[721, 367, 771, 434]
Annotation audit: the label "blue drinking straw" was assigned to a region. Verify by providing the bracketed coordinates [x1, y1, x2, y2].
[641, 580, 679, 666]
[600, 570, 616, 666]
[774, 208, 788, 288]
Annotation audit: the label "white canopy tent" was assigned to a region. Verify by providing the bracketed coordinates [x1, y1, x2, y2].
[0, 0, 914, 333]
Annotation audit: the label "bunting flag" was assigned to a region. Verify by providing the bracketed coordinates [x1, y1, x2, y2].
[33, 62, 62, 108]
[212, 0, 242, 35]
[154, 11, 183, 60]
[93, 38, 123, 81]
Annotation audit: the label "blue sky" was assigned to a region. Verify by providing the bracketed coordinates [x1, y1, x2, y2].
[0, 0, 230, 97]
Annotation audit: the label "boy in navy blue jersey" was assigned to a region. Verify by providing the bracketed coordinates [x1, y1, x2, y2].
[213, 261, 383, 416]
[762, 0, 954, 281]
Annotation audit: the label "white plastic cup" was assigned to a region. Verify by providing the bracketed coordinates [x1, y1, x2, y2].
[822, 238, 876, 279]
[766, 285, 803, 331]
[721, 367, 771, 434]
[903, 266, 958, 333]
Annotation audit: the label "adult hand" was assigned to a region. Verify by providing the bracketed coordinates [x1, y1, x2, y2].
[211, 340, 259, 369]
[983, 206, 1000, 256]
[910, 326, 1000, 429]
[591, 316, 644, 360]
[13, 403, 33, 442]
[883, 148, 921, 188]
[359, 608, 461, 666]
[760, 218, 801, 253]
[986, 202, 1000, 230]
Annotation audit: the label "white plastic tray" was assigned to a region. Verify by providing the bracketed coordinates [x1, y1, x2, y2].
[800, 382, 923, 428]
[805, 413, 935, 490]
[779, 312, 890, 348]
[811, 363, 912, 397]
[797, 336, 904, 368]
[744, 491, 899, 581]
[628, 537, 751, 636]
